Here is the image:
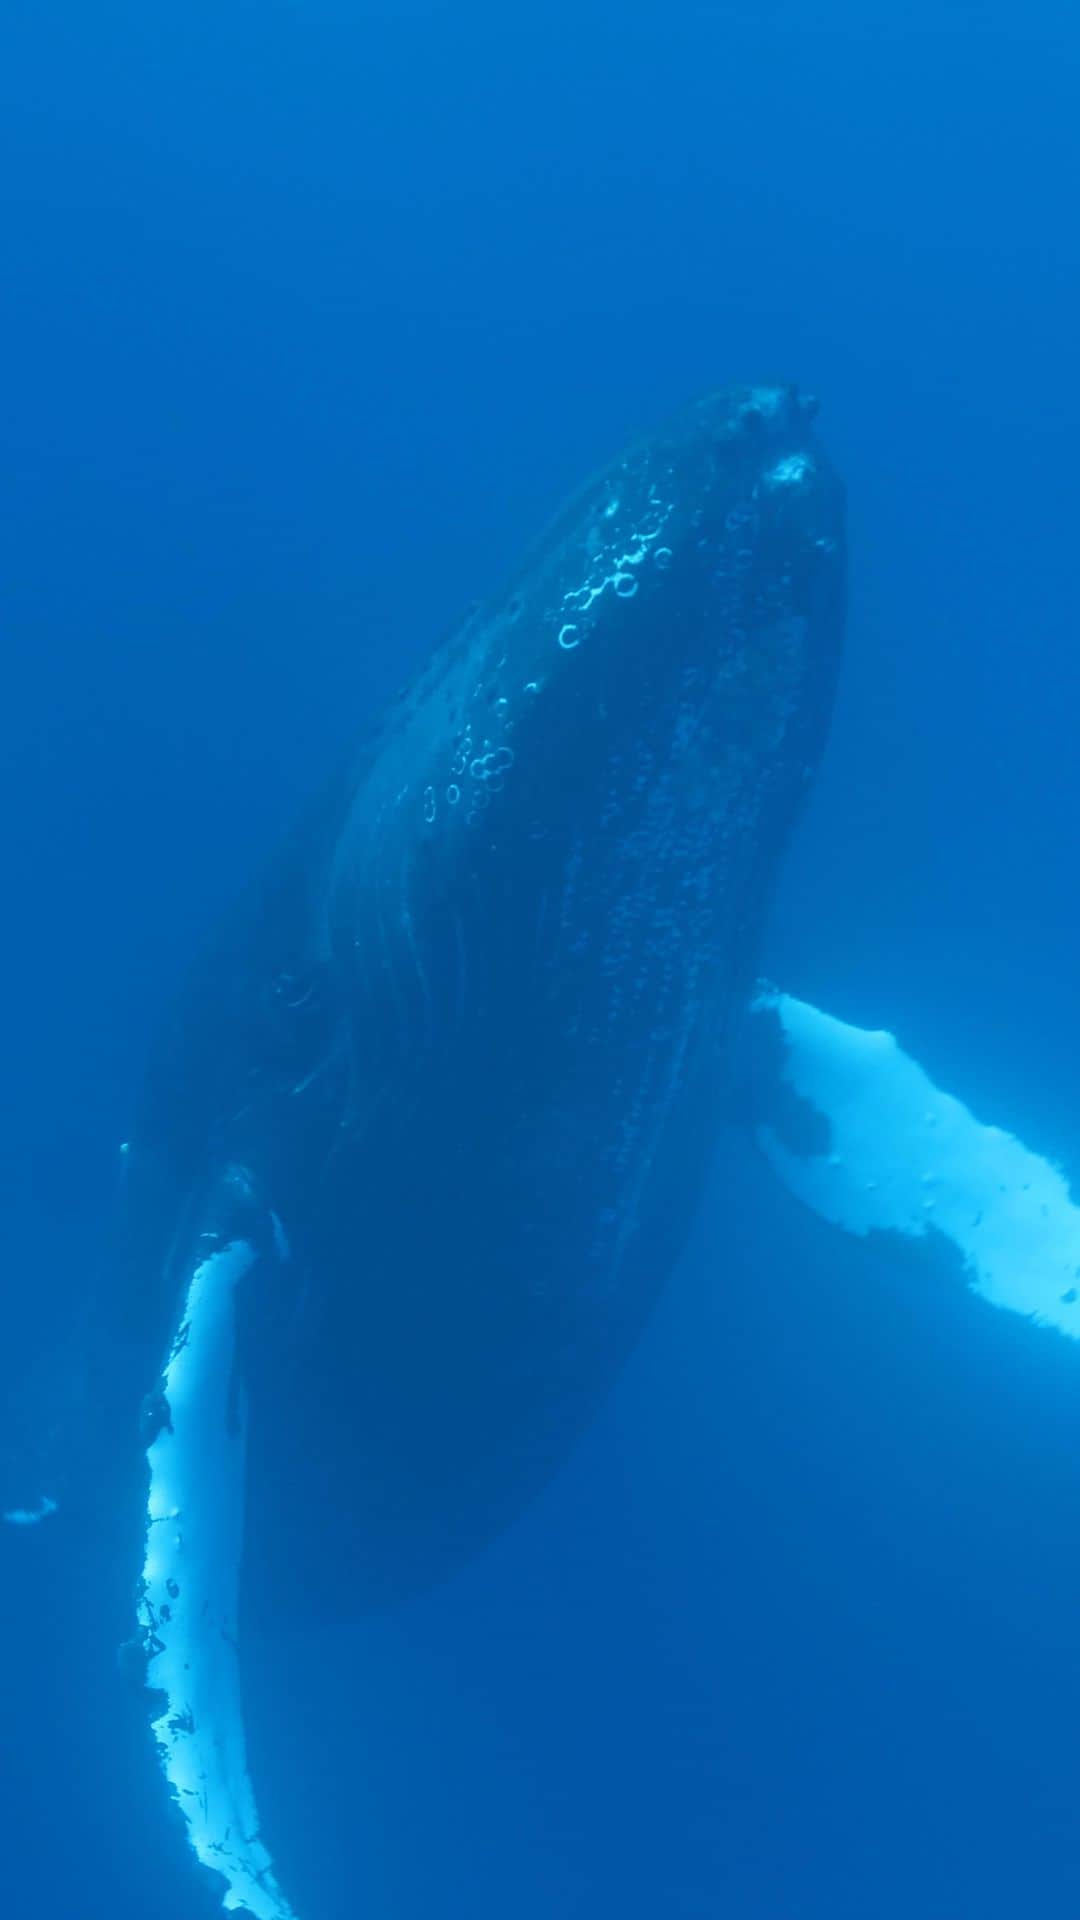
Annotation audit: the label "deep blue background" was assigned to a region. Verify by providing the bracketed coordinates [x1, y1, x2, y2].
[4, 3, 1080, 1915]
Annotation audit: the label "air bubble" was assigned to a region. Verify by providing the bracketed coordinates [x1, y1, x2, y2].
[654, 547, 673, 570]
[613, 574, 638, 599]
[558, 623, 580, 649]
[423, 786, 436, 824]
[447, 783, 461, 805]
[469, 746, 515, 782]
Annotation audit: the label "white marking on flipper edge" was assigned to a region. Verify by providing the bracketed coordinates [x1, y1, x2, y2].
[755, 990, 1080, 1340]
[138, 1238, 298, 1919]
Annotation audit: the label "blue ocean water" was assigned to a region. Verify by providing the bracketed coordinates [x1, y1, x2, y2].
[3, 3, 1080, 1915]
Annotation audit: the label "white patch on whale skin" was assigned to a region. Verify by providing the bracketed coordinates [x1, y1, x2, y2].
[270, 1210, 291, 1264]
[139, 1238, 297, 1920]
[745, 384, 786, 421]
[762, 452, 813, 490]
[3, 1495, 58, 1526]
[756, 989, 1080, 1339]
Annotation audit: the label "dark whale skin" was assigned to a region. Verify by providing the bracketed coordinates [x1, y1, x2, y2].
[125, 383, 845, 1614]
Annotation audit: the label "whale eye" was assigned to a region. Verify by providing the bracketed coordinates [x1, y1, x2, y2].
[268, 966, 331, 1036]
[263, 963, 336, 1080]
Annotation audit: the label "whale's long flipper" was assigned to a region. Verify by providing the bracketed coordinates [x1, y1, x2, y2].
[752, 988, 1080, 1340]
[136, 1169, 298, 1920]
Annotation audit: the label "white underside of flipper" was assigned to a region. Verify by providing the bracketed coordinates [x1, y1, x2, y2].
[756, 989, 1080, 1340]
[138, 1238, 298, 1920]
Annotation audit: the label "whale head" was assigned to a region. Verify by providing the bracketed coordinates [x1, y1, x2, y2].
[520, 378, 843, 694]
[337, 381, 844, 873]
[320, 382, 846, 1051]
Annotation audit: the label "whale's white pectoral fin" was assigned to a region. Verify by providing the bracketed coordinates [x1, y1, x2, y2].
[752, 987, 1080, 1341]
[136, 1179, 298, 1920]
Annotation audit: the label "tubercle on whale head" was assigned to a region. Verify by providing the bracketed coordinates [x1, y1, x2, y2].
[324, 382, 845, 856]
[539, 380, 845, 659]
[404, 381, 846, 852]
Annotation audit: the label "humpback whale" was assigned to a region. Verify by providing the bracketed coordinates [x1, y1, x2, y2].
[11, 383, 1080, 1919]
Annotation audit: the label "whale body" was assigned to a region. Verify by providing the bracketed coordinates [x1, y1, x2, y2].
[129, 383, 844, 1624]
